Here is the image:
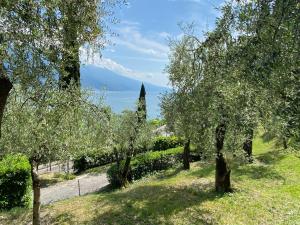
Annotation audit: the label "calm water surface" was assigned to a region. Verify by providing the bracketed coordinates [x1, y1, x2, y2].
[95, 91, 163, 119]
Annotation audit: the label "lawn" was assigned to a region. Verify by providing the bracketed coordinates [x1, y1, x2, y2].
[40, 173, 76, 188]
[1, 135, 299, 225]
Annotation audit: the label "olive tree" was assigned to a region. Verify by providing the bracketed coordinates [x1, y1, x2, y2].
[55, 0, 125, 88]
[0, 85, 110, 225]
[110, 109, 153, 187]
[164, 4, 266, 192]
[231, 0, 300, 147]
[161, 91, 195, 170]
[0, 0, 123, 136]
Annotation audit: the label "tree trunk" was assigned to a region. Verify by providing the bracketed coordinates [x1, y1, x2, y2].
[67, 160, 70, 173]
[60, 47, 80, 88]
[120, 155, 131, 187]
[215, 123, 232, 193]
[243, 129, 254, 162]
[0, 76, 13, 138]
[60, 7, 80, 89]
[215, 152, 232, 193]
[183, 139, 190, 170]
[30, 163, 41, 225]
[282, 137, 288, 149]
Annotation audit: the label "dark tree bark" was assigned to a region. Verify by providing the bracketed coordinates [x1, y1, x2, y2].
[282, 137, 288, 149]
[60, 46, 80, 88]
[60, 6, 80, 89]
[120, 154, 131, 187]
[0, 76, 13, 138]
[67, 160, 70, 173]
[215, 123, 232, 193]
[30, 163, 41, 225]
[183, 139, 190, 170]
[243, 129, 254, 162]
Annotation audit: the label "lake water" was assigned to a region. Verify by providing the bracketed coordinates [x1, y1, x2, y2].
[96, 91, 163, 119]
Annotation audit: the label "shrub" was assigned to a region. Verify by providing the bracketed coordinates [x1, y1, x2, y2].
[0, 154, 32, 210]
[107, 161, 131, 188]
[152, 136, 183, 151]
[73, 151, 116, 173]
[107, 147, 201, 187]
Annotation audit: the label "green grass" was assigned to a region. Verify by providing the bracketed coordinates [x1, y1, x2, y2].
[1, 135, 300, 225]
[40, 172, 76, 188]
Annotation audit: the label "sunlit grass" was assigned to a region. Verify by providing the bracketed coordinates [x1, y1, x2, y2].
[39, 172, 76, 188]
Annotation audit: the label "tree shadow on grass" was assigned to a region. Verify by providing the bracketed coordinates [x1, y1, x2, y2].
[187, 163, 215, 178]
[43, 211, 77, 225]
[0, 208, 31, 225]
[260, 132, 275, 143]
[89, 183, 222, 225]
[255, 149, 286, 165]
[154, 166, 183, 180]
[234, 164, 285, 181]
[233, 150, 287, 182]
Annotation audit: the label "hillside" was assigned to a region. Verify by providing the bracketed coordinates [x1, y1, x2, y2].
[1, 135, 300, 225]
[81, 65, 169, 92]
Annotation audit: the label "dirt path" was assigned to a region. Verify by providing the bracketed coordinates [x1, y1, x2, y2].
[41, 173, 108, 205]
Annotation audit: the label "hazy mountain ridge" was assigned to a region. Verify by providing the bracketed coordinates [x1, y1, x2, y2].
[81, 65, 169, 92]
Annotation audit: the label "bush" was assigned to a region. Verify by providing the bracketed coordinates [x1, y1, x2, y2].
[106, 161, 131, 188]
[152, 136, 183, 151]
[0, 154, 32, 210]
[107, 147, 201, 187]
[73, 151, 116, 173]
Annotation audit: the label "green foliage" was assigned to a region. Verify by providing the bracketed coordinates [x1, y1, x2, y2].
[162, 0, 300, 159]
[148, 119, 165, 128]
[1, 86, 110, 166]
[152, 136, 183, 151]
[73, 151, 115, 174]
[0, 154, 32, 210]
[110, 110, 154, 159]
[107, 161, 126, 188]
[107, 147, 201, 187]
[130, 147, 183, 180]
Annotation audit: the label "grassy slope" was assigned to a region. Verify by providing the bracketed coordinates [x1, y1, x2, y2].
[1, 136, 300, 225]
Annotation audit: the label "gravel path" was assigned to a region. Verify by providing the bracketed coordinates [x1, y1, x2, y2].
[41, 173, 109, 205]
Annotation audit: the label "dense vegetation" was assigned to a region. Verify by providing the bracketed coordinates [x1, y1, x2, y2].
[108, 146, 200, 187]
[152, 136, 184, 151]
[161, 0, 300, 192]
[0, 154, 31, 209]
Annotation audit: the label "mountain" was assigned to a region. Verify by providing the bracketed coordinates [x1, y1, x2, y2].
[81, 65, 169, 92]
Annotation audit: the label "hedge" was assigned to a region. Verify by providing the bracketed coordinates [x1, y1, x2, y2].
[73, 151, 116, 173]
[152, 136, 184, 151]
[0, 154, 32, 210]
[107, 147, 201, 187]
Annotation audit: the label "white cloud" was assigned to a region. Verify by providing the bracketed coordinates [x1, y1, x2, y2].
[158, 32, 172, 39]
[115, 24, 170, 59]
[80, 48, 169, 87]
[80, 21, 173, 87]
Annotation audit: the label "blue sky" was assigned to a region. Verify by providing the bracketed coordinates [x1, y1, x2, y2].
[82, 0, 225, 87]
